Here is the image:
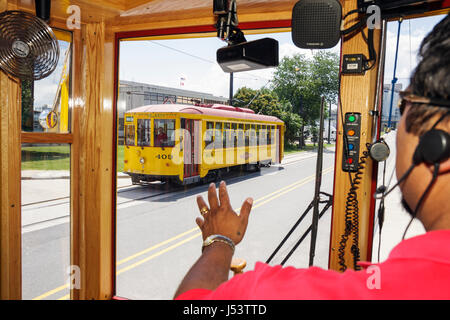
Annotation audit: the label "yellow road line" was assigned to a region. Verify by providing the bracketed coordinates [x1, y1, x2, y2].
[117, 227, 199, 266]
[34, 167, 333, 300]
[32, 283, 68, 301]
[117, 171, 331, 267]
[116, 233, 202, 275]
[114, 166, 334, 276]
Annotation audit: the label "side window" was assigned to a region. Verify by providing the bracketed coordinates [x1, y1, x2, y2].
[125, 125, 135, 146]
[267, 126, 271, 145]
[224, 123, 231, 148]
[205, 121, 214, 149]
[250, 124, 256, 147]
[215, 122, 223, 149]
[256, 125, 261, 146]
[137, 119, 151, 146]
[231, 123, 237, 147]
[271, 126, 276, 144]
[260, 125, 267, 146]
[237, 123, 244, 147]
[245, 124, 250, 147]
[154, 119, 175, 147]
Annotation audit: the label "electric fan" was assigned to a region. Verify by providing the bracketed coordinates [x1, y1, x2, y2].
[0, 10, 59, 80]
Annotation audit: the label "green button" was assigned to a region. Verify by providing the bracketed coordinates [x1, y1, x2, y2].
[348, 115, 356, 122]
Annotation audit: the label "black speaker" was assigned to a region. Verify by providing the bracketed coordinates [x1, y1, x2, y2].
[35, 0, 51, 22]
[291, 0, 342, 49]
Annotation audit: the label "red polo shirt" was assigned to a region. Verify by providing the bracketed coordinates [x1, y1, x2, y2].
[176, 230, 450, 300]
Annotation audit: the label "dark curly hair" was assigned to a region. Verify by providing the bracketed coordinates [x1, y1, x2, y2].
[405, 13, 450, 135]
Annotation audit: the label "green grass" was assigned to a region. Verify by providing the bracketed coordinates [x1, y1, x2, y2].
[21, 145, 126, 172]
[21, 145, 70, 170]
[117, 145, 124, 172]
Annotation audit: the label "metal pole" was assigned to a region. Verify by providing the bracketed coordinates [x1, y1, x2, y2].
[229, 72, 234, 105]
[328, 101, 331, 145]
[388, 18, 402, 128]
[309, 96, 325, 266]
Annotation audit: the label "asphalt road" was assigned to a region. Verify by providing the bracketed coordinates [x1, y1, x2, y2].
[22, 149, 336, 300]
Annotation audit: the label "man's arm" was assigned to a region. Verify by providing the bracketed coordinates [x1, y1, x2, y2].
[173, 181, 253, 299]
[173, 241, 233, 298]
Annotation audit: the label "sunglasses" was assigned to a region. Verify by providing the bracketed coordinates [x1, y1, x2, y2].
[398, 91, 450, 116]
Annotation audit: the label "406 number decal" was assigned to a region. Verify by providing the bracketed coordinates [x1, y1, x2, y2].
[156, 154, 172, 160]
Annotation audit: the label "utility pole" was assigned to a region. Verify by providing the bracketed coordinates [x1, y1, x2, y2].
[388, 18, 402, 128]
[328, 101, 331, 145]
[229, 72, 234, 105]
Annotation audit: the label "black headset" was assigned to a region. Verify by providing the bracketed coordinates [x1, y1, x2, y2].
[376, 111, 450, 199]
[413, 128, 450, 165]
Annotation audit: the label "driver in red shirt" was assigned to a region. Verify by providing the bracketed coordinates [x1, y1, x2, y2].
[155, 127, 168, 147]
[174, 14, 450, 300]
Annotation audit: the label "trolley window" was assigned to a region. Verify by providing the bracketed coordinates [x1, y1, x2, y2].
[205, 121, 214, 149]
[224, 123, 233, 148]
[125, 124, 135, 146]
[260, 125, 267, 145]
[250, 124, 257, 147]
[154, 119, 175, 147]
[137, 119, 151, 147]
[237, 124, 245, 147]
[245, 124, 250, 147]
[215, 122, 223, 149]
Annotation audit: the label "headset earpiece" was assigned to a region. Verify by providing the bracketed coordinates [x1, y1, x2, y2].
[413, 129, 450, 165]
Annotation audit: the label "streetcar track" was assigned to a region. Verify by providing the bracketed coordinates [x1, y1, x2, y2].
[22, 151, 325, 208]
[22, 184, 153, 207]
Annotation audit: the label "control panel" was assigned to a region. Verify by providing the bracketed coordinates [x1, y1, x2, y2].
[342, 112, 361, 172]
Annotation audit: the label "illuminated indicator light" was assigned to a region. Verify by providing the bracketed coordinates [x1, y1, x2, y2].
[348, 129, 355, 136]
[348, 115, 356, 122]
[348, 144, 354, 150]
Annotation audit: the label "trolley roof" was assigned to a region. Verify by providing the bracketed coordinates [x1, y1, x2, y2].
[126, 104, 284, 123]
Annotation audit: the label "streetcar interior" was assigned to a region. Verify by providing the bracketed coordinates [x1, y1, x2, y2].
[0, 0, 449, 301]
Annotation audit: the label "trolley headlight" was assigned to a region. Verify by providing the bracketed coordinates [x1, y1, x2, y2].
[139, 157, 145, 164]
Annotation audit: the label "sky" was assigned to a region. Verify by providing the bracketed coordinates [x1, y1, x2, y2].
[33, 14, 447, 109]
[117, 13, 445, 102]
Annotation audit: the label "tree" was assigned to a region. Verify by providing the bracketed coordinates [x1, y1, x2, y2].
[233, 87, 282, 118]
[271, 51, 339, 147]
[233, 87, 302, 146]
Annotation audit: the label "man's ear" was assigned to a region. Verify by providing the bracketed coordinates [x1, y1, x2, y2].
[438, 159, 450, 173]
[428, 159, 450, 174]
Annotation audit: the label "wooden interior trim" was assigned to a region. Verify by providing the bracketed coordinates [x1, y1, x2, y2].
[21, 133, 73, 144]
[116, 19, 291, 41]
[70, 21, 115, 300]
[0, 0, 22, 301]
[328, 0, 381, 271]
[70, 27, 82, 301]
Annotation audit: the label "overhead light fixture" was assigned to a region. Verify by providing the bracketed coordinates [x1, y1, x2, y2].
[216, 38, 279, 73]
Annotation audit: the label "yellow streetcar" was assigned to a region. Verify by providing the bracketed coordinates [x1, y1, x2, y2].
[123, 103, 284, 185]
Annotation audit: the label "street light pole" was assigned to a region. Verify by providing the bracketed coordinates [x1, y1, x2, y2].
[388, 18, 402, 128]
[328, 101, 331, 145]
[229, 72, 234, 105]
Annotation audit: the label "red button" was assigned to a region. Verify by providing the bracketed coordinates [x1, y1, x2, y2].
[347, 158, 353, 164]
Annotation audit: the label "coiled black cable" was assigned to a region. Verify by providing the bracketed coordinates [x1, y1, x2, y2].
[338, 143, 371, 272]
